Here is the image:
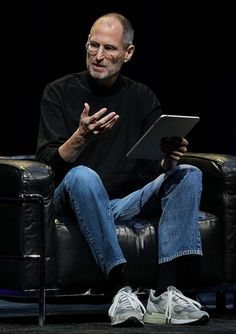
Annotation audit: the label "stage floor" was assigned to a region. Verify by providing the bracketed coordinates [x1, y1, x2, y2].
[0, 292, 235, 333]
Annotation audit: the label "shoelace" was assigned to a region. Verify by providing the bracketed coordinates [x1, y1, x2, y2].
[165, 289, 201, 324]
[109, 290, 146, 318]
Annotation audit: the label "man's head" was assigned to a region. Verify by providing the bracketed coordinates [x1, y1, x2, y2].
[86, 13, 135, 86]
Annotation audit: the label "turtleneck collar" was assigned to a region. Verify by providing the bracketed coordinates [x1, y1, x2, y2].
[86, 71, 123, 96]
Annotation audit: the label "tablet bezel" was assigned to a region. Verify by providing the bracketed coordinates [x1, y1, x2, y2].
[126, 114, 200, 160]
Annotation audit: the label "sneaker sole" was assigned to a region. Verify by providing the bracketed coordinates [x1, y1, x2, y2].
[144, 312, 167, 324]
[171, 315, 210, 325]
[111, 316, 144, 327]
[144, 313, 209, 325]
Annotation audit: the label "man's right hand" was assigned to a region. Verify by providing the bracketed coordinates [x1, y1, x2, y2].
[58, 102, 119, 163]
[78, 102, 119, 138]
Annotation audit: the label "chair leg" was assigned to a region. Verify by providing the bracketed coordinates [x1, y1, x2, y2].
[216, 290, 226, 312]
[38, 194, 46, 326]
[233, 292, 236, 312]
[39, 286, 46, 326]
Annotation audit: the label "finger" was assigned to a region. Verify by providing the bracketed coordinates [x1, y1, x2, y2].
[181, 138, 188, 146]
[102, 112, 118, 123]
[81, 102, 90, 118]
[161, 141, 188, 152]
[92, 115, 119, 135]
[168, 151, 184, 161]
[88, 115, 117, 132]
[162, 137, 188, 147]
[161, 147, 187, 158]
[98, 114, 119, 128]
[92, 108, 108, 121]
[176, 145, 188, 153]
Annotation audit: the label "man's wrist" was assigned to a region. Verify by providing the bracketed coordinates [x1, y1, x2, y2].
[159, 159, 166, 173]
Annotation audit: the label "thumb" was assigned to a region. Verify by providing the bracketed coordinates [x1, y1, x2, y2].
[81, 102, 90, 118]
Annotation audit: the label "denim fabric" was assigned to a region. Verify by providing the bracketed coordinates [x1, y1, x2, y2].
[54, 164, 202, 277]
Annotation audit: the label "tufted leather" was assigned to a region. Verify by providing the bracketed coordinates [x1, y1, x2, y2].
[0, 152, 235, 294]
[181, 153, 236, 283]
[0, 158, 55, 289]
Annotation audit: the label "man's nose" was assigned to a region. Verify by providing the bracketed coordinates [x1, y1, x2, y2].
[96, 46, 105, 59]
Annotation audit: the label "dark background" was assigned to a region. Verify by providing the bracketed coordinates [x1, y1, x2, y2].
[1, 1, 236, 156]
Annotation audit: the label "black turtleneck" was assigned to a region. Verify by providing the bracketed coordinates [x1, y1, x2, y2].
[36, 70, 162, 198]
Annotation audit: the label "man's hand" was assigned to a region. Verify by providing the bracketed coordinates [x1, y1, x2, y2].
[78, 102, 119, 138]
[58, 103, 119, 163]
[160, 136, 188, 171]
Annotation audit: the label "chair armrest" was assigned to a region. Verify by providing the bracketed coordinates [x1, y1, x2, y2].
[0, 157, 55, 289]
[180, 152, 236, 282]
[180, 152, 236, 217]
[0, 157, 54, 197]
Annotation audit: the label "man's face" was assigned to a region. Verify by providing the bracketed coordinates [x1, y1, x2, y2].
[86, 17, 130, 85]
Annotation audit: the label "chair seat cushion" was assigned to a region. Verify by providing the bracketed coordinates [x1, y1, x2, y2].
[54, 211, 222, 290]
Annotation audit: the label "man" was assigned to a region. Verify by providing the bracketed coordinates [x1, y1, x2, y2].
[36, 12, 209, 326]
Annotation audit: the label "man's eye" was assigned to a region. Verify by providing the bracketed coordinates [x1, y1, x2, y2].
[90, 42, 99, 49]
[104, 46, 116, 52]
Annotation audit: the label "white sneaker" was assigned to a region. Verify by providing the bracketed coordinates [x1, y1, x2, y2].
[108, 286, 146, 326]
[144, 286, 209, 325]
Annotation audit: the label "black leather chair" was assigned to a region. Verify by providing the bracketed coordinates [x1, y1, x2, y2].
[0, 152, 236, 325]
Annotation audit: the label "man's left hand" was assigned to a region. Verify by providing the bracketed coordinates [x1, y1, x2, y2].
[160, 137, 188, 170]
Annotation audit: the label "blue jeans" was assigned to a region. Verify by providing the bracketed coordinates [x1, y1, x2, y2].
[54, 164, 203, 278]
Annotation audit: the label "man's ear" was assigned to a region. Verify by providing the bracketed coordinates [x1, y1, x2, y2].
[124, 44, 135, 63]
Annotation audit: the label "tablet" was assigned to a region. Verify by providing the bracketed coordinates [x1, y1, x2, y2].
[126, 114, 200, 160]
